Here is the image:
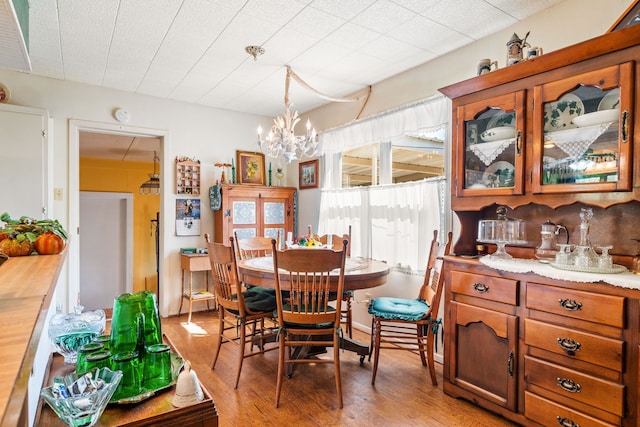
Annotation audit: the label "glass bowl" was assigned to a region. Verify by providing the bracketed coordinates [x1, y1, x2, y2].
[40, 367, 122, 427]
[49, 306, 106, 364]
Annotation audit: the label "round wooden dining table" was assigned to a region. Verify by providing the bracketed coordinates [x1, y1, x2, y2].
[237, 256, 390, 291]
[237, 256, 390, 362]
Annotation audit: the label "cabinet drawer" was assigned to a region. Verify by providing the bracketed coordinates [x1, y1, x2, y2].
[525, 356, 624, 417]
[525, 319, 624, 372]
[525, 391, 617, 427]
[526, 283, 624, 328]
[450, 270, 518, 305]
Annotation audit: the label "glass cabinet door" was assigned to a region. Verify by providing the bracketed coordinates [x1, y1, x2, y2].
[455, 91, 526, 196]
[532, 63, 633, 193]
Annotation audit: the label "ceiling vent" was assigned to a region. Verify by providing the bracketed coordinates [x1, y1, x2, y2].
[0, 0, 31, 71]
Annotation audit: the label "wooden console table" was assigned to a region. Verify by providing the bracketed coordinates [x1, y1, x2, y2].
[37, 353, 218, 427]
[178, 253, 216, 323]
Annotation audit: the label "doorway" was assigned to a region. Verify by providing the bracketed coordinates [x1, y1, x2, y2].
[68, 120, 168, 316]
[79, 191, 133, 310]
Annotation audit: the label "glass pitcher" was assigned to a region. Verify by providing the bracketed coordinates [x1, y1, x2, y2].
[535, 220, 569, 262]
[109, 291, 162, 356]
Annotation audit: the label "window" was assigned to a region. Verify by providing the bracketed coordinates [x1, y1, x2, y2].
[341, 128, 445, 187]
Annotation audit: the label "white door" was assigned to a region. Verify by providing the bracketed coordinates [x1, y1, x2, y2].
[79, 192, 133, 311]
[0, 104, 52, 219]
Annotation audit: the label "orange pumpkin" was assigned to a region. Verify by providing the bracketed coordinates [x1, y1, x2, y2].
[0, 238, 34, 256]
[34, 233, 65, 255]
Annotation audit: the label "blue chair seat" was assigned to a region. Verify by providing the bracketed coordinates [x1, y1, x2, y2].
[368, 297, 429, 322]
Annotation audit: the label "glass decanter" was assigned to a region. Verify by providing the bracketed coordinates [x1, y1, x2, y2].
[575, 207, 599, 268]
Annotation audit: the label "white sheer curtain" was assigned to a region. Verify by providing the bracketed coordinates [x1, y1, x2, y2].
[319, 94, 449, 156]
[319, 177, 444, 270]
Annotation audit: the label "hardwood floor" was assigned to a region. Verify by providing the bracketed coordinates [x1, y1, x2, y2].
[162, 310, 518, 427]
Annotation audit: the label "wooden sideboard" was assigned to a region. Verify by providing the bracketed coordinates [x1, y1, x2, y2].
[439, 22, 640, 427]
[443, 257, 640, 426]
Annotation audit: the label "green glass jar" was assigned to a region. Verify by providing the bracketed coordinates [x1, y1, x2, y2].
[82, 350, 112, 373]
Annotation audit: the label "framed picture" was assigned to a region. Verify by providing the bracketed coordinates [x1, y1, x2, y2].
[236, 151, 266, 185]
[299, 159, 319, 189]
[608, 0, 640, 32]
[176, 198, 201, 236]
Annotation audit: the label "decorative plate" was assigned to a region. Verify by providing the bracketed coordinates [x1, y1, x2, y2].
[480, 126, 516, 142]
[487, 111, 516, 129]
[544, 93, 584, 132]
[482, 161, 514, 186]
[572, 109, 619, 127]
[598, 88, 620, 111]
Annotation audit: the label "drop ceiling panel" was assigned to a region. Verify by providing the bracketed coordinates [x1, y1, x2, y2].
[351, 0, 416, 33]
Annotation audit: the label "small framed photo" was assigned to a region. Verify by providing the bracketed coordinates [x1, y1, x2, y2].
[236, 151, 266, 185]
[299, 159, 319, 189]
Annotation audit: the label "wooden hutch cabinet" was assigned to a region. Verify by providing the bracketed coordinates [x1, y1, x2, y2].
[212, 184, 297, 245]
[439, 24, 640, 427]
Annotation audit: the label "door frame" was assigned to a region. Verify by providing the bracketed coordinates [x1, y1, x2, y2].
[69, 120, 168, 315]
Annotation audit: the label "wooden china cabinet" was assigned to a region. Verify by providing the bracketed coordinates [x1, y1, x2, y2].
[211, 184, 297, 245]
[439, 24, 640, 426]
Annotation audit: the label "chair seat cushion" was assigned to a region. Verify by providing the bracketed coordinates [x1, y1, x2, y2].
[242, 289, 277, 312]
[368, 297, 429, 321]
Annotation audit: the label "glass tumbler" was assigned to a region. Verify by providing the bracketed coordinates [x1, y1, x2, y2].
[111, 351, 142, 401]
[76, 342, 104, 374]
[143, 343, 172, 390]
[83, 350, 112, 373]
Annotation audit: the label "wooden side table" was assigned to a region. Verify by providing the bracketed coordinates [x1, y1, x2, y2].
[37, 352, 218, 426]
[178, 253, 216, 323]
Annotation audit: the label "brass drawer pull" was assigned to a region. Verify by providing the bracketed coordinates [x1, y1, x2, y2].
[556, 377, 581, 393]
[473, 283, 489, 293]
[557, 338, 581, 355]
[558, 298, 582, 311]
[556, 416, 580, 427]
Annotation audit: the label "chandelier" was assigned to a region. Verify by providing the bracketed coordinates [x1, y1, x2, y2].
[257, 67, 318, 163]
[139, 150, 160, 195]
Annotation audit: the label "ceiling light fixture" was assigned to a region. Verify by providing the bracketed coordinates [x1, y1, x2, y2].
[245, 45, 265, 61]
[139, 150, 160, 195]
[257, 66, 366, 164]
[257, 67, 318, 163]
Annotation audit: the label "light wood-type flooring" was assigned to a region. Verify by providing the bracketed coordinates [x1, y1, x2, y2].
[162, 310, 518, 427]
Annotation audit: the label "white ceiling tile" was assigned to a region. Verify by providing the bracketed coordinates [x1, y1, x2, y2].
[57, 0, 119, 84]
[486, 0, 565, 20]
[241, 0, 308, 26]
[324, 23, 381, 50]
[387, 0, 440, 14]
[289, 39, 351, 70]
[309, 0, 376, 20]
[261, 27, 319, 65]
[360, 35, 425, 62]
[389, 15, 473, 54]
[351, 0, 416, 33]
[27, 0, 64, 78]
[285, 5, 346, 39]
[419, 0, 517, 40]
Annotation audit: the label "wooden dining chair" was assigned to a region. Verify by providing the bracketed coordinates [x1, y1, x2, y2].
[317, 226, 353, 338]
[368, 230, 452, 386]
[204, 234, 278, 389]
[271, 238, 349, 408]
[235, 231, 280, 260]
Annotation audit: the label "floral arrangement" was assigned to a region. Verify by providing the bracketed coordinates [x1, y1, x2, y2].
[296, 235, 322, 247]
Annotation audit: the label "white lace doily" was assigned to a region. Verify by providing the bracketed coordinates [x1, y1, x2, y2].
[479, 256, 640, 290]
[470, 139, 514, 166]
[545, 123, 612, 160]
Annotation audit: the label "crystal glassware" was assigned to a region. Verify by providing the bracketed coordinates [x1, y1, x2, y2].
[555, 244, 573, 265]
[49, 305, 106, 364]
[596, 245, 613, 269]
[40, 368, 122, 427]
